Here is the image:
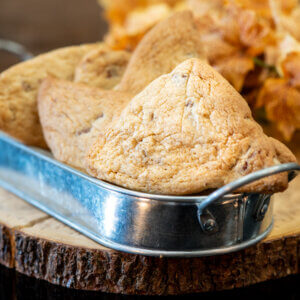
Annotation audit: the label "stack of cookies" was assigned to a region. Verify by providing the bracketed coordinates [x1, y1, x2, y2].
[0, 12, 296, 195]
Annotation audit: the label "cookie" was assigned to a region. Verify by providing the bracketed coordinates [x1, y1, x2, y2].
[0, 43, 101, 148]
[117, 11, 206, 94]
[87, 58, 296, 195]
[38, 78, 131, 169]
[74, 45, 131, 89]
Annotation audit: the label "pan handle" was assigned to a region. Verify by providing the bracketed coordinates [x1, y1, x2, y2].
[197, 162, 300, 232]
[0, 39, 33, 61]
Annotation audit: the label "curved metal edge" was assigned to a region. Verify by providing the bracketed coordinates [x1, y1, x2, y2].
[0, 177, 274, 258]
[0, 39, 33, 61]
[197, 163, 300, 215]
[80, 222, 274, 258]
[52, 204, 274, 258]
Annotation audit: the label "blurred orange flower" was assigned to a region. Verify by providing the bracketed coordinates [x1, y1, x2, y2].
[99, 0, 300, 140]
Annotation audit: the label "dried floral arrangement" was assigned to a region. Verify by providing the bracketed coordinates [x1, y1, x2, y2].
[99, 0, 300, 141]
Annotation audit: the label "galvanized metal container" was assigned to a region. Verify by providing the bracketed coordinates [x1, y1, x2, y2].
[0, 132, 299, 257]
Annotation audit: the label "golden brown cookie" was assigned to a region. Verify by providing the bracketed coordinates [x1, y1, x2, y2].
[0, 43, 100, 148]
[117, 11, 206, 94]
[38, 78, 131, 169]
[74, 45, 131, 89]
[87, 58, 296, 195]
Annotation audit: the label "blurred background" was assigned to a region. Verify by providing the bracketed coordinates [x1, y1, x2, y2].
[0, 0, 107, 71]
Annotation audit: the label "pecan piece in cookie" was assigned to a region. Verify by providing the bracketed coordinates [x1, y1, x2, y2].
[74, 45, 131, 89]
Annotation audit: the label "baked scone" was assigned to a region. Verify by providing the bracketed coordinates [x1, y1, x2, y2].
[38, 78, 131, 169]
[74, 45, 131, 89]
[117, 11, 206, 94]
[0, 43, 101, 148]
[87, 58, 296, 195]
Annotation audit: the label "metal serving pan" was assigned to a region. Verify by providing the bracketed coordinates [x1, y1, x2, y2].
[0, 132, 299, 257]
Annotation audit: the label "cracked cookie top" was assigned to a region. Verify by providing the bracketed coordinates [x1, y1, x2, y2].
[86, 58, 296, 195]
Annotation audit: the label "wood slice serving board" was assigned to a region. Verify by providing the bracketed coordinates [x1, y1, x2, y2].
[0, 146, 299, 296]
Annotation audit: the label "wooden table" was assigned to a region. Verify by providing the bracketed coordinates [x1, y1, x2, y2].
[0, 264, 299, 300]
[0, 0, 107, 72]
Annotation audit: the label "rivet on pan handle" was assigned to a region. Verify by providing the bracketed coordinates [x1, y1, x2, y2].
[197, 163, 300, 233]
[0, 39, 33, 61]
